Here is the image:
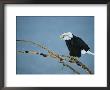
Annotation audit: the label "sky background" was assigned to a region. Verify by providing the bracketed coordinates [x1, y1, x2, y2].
[16, 16, 94, 74]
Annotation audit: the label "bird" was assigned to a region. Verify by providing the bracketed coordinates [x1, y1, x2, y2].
[60, 32, 94, 58]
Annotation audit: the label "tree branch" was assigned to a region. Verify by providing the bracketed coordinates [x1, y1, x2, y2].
[17, 50, 80, 74]
[17, 40, 93, 74]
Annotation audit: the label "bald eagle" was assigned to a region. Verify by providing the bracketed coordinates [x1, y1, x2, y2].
[60, 32, 94, 58]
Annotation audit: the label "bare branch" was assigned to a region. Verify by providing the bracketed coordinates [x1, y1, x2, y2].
[17, 50, 80, 74]
[17, 40, 93, 74]
[61, 56, 93, 74]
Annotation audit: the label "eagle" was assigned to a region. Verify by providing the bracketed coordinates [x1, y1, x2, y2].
[60, 32, 94, 58]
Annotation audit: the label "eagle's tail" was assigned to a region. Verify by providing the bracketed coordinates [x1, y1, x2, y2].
[81, 50, 94, 56]
[86, 51, 94, 56]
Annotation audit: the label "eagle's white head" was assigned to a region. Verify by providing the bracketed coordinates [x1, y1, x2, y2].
[60, 32, 73, 40]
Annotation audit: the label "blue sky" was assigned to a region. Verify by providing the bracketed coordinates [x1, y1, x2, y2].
[16, 16, 94, 74]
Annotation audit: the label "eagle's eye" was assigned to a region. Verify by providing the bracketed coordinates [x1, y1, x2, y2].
[62, 35, 65, 38]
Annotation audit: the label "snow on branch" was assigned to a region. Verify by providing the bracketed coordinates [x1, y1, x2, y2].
[16, 40, 93, 74]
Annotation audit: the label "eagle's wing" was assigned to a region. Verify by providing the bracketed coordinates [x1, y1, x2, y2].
[77, 37, 90, 51]
[65, 40, 73, 52]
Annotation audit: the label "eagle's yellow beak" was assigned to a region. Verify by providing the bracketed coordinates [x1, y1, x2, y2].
[59, 35, 63, 40]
